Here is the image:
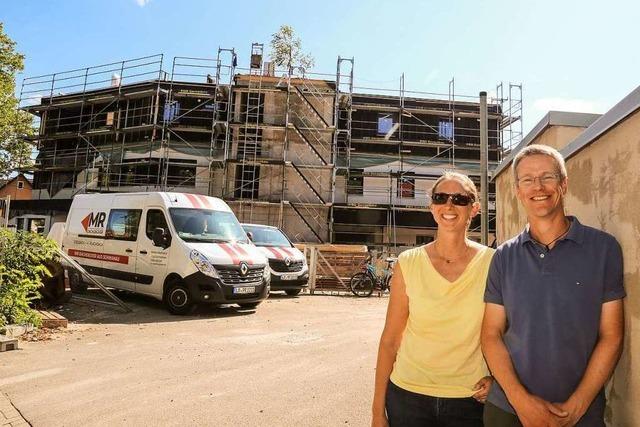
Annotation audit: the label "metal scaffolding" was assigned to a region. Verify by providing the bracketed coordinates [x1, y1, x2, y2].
[18, 45, 521, 250]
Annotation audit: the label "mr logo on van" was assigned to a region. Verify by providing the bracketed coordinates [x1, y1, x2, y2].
[81, 212, 106, 234]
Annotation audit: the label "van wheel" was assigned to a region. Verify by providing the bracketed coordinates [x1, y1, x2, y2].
[285, 289, 301, 296]
[69, 270, 88, 293]
[164, 282, 193, 315]
[238, 302, 260, 309]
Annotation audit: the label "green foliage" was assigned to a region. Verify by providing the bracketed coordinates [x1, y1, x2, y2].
[0, 229, 58, 327]
[0, 22, 35, 180]
[269, 25, 315, 73]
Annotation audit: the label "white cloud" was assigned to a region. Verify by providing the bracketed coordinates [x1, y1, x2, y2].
[532, 97, 605, 114]
[135, 0, 151, 6]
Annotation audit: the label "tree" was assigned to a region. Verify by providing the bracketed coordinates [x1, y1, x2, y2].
[0, 228, 57, 328]
[0, 22, 34, 180]
[269, 25, 315, 74]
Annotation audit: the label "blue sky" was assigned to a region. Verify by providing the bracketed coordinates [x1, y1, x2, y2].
[2, 0, 639, 133]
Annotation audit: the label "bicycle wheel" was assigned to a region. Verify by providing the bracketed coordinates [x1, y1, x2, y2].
[384, 274, 392, 292]
[350, 272, 374, 297]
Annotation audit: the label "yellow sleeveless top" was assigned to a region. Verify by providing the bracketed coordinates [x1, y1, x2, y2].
[389, 245, 495, 398]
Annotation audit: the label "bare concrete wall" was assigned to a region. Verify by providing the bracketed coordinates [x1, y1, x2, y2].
[228, 202, 282, 226]
[263, 91, 287, 125]
[284, 166, 332, 203]
[262, 128, 285, 159]
[495, 111, 640, 426]
[282, 204, 330, 242]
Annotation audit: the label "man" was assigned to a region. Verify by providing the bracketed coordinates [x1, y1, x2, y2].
[481, 144, 625, 427]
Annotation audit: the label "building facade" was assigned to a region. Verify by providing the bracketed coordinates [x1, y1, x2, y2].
[16, 47, 517, 250]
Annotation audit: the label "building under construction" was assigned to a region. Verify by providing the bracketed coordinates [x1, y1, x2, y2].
[14, 44, 522, 250]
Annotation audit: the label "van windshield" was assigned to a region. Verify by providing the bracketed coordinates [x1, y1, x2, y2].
[242, 225, 292, 247]
[169, 208, 249, 244]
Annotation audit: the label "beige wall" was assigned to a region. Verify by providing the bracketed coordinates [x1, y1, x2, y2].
[534, 125, 586, 151]
[495, 110, 640, 426]
[563, 110, 640, 427]
[495, 124, 592, 242]
[494, 170, 526, 242]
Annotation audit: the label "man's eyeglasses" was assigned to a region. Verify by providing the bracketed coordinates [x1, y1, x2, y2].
[431, 192, 475, 206]
[517, 173, 560, 188]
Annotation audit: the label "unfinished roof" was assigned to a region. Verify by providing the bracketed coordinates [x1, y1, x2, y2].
[561, 84, 640, 160]
[493, 111, 601, 179]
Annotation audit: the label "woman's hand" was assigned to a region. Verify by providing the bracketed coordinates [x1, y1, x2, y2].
[472, 376, 493, 403]
[371, 413, 389, 427]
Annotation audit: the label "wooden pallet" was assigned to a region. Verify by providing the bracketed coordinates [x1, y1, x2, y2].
[37, 310, 68, 329]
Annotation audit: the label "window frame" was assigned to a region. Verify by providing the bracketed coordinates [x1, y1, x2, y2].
[397, 175, 415, 198]
[438, 120, 453, 140]
[145, 209, 169, 240]
[377, 114, 395, 136]
[347, 169, 364, 195]
[106, 209, 142, 242]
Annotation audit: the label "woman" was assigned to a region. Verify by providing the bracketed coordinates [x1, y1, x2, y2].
[372, 171, 495, 427]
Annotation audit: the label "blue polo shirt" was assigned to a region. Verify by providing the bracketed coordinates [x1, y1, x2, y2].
[484, 216, 625, 427]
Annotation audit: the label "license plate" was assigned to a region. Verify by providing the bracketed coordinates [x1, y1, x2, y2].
[280, 274, 296, 280]
[233, 286, 255, 294]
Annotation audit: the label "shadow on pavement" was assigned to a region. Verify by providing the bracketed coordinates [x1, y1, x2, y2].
[54, 288, 262, 325]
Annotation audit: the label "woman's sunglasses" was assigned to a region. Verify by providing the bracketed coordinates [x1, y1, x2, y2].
[431, 192, 475, 206]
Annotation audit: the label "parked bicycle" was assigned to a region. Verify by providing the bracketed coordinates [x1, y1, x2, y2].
[349, 257, 396, 297]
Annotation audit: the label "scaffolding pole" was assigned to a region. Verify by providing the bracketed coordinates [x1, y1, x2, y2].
[479, 91, 488, 245]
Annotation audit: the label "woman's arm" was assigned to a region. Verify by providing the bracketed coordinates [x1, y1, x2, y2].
[371, 267, 409, 427]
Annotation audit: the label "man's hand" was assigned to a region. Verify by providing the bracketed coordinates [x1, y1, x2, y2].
[472, 376, 493, 403]
[512, 392, 568, 427]
[553, 396, 587, 427]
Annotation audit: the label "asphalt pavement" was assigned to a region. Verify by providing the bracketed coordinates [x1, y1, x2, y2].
[0, 292, 387, 426]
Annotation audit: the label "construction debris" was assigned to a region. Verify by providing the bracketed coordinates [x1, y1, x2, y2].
[0, 335, 19, 352]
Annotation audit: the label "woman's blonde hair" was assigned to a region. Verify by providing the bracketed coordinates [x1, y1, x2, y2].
[431, 171, 479, 202]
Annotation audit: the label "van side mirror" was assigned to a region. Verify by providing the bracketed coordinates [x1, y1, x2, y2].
[152, 227, 171, 249]
[246, 231, 254, 242]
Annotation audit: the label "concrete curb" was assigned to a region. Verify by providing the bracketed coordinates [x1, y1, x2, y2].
[0, 392, 29, 426]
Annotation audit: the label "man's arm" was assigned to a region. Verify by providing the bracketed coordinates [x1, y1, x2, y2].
[481, 303, 567, 427]
[555, 299, 624, 426]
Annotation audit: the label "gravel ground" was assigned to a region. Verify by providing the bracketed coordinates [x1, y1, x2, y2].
[0, 291, 388, 426]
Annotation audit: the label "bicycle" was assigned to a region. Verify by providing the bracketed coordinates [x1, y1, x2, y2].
[349, 257, 396, 297]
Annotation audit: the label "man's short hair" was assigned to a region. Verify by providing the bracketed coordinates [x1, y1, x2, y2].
[511, 144, 567, 181]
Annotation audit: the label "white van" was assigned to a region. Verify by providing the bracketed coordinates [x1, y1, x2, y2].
[241, 223, 309, 296]
[55, 192, 270, 314]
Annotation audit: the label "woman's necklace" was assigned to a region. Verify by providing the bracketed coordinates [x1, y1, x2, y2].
[531, 220, 571, 251]
[434, 241, 470, 264]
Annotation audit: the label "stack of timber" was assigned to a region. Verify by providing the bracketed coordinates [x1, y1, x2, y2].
[296, 244, 369, 291]
[36, 310, 68, 328]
